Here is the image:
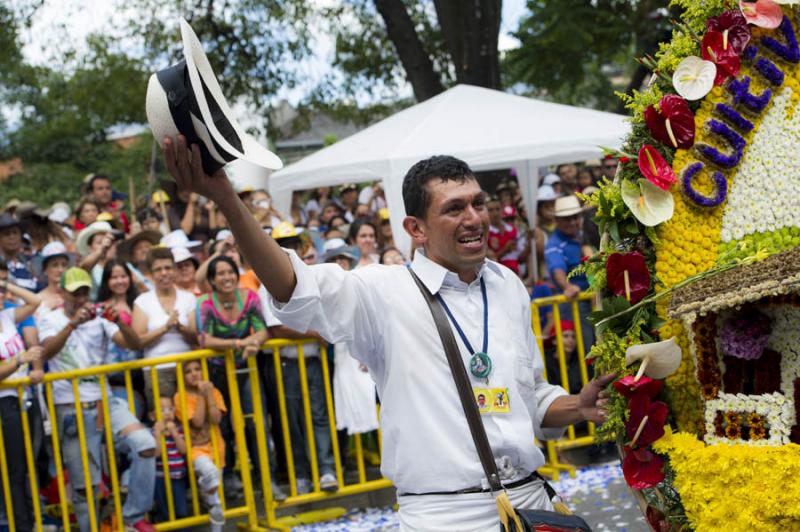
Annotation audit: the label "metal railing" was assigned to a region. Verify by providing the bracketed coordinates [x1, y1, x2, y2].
[531, 291, 598, 479]
[0, 293, 595, 530]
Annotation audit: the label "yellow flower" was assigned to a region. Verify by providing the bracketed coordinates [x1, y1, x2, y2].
[655, 432, 800, 530]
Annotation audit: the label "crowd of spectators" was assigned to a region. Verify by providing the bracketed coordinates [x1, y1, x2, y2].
[0, 158, 610, 529]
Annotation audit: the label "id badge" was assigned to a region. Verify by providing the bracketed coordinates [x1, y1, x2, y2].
[490, 387, 510, 414]
[473, 387, 510, 414]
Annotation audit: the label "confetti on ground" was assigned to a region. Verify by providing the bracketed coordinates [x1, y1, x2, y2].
[291, 462, 647, 531]
[551, 461, 648, 532]
[292, 507, 399, 531]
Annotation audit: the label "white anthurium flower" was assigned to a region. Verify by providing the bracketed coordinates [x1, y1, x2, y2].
[625, 337, 683, 380]
[621, 179, 674, 227]
[672, 56, 717, 100]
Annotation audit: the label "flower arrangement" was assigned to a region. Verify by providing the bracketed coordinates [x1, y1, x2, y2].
[585, 0, 800, 528]
[719, 308, 771, 359]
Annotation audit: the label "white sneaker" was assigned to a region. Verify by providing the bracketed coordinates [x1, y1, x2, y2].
[320, 473, 338, 492]
[209, 504, 225, 532]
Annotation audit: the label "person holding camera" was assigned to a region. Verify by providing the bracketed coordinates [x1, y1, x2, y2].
[39, 267, 157, 532]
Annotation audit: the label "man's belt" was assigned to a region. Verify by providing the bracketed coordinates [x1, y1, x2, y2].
[399, 472, 544, 497]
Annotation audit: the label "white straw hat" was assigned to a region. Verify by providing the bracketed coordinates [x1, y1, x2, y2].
[553, 195, 586, 218]
[146, 20, 283, 175]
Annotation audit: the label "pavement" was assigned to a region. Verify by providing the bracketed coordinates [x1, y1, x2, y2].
[284, 455, 647, 531]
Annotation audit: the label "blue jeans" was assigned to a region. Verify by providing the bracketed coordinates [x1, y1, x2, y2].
[56, 397, 156, 531]
[154, 476, 188, 524]
[281, 357, 335, 479]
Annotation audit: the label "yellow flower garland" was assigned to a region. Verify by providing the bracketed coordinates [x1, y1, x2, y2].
[654, 430, 800, 531]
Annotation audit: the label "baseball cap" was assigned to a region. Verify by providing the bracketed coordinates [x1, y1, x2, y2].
[543, 173, 561, 186]
[538, 185, 558, 202]
[60, 267, 92, 293]
[272, 221, 299, 240]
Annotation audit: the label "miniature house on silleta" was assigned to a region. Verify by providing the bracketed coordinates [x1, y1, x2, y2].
[668, 247, 800, 446]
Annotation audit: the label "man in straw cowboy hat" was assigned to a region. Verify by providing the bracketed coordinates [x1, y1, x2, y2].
[153, 20, 612, 530]
[545, 195, 594, 349]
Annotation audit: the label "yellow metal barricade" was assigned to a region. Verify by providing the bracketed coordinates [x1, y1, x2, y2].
[531, 291, 598, 480]
[0, 349, 261, 531]
[0, 317, 595, 531]
[257, 339, 391, 532]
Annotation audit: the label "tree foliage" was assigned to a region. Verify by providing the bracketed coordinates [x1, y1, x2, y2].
[504, 0, 673, 111]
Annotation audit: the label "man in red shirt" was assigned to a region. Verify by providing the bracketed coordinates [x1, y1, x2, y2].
[87, 174, 130, 233]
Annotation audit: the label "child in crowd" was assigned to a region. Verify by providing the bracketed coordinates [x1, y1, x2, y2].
[152, 397, 188, 523]
[174, 360, 227, 531]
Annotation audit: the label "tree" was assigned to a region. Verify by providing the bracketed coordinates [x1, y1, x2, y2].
[325, 0, 502, 103]
[504, 0, 673, 112]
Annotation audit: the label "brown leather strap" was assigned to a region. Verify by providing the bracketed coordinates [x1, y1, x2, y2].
[408, 268, 503, 492]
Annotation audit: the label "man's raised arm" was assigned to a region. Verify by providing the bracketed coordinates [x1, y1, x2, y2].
[163, 135, 296, 302]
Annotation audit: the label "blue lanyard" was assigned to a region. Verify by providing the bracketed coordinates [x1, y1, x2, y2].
[435, 277, 488, 356]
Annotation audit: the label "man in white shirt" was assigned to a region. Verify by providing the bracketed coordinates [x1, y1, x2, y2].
[40, 268, 157, 532]
[163, 137, 613, 531]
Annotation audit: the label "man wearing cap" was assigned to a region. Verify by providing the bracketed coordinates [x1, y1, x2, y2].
[39, 268, 156, 532]
[259, 224, 339, 494]
[0, 213, 37, 291]
[544, 195, 594, 348]
[165, 138, 612, 530]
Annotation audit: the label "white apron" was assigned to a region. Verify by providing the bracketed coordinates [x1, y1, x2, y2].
[397, 477, 553, 532]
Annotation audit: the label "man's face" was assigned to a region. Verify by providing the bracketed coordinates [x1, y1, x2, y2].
[558, 165, 577, 186]
[91, 178, 113, 206]
[0, 226, 21, 255]
[142, 216, 161, 233]
[62, 286, 90, 315]
[555, 214, 582, 237]
[487, 201, 503, 226]
[341, 190, 358, 208]
[412, 178, 489, 276]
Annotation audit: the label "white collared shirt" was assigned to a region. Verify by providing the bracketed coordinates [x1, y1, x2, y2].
[270, 249, 566, 494]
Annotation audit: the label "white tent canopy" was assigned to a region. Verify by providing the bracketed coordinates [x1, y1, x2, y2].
[269, 84, 629, 255]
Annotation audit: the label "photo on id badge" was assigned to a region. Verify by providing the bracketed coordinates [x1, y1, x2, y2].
[473, 387, 510, 414]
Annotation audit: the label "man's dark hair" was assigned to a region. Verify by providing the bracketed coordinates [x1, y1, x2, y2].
[146, 246, 174, 269]
[402, 155, 475, 219]
[88, 174, 111, 192]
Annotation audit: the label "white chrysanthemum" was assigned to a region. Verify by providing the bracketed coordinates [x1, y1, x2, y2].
[720, 86, 800, 243]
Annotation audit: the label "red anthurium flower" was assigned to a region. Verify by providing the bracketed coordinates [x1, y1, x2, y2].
[707, 10, 752, 54]
[644, 95, 695, 149]
[613, 375, 663, 399]
[606, 252, 651, 304]
[626, 394, 669, 448]
[701, 30, 741, 85]
[637, 145, 676, 191]
[622, 446, 666, 489]
[739, 0, 783, 30]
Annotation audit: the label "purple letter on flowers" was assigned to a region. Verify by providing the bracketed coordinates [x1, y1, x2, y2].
[680, 161, 728, 208]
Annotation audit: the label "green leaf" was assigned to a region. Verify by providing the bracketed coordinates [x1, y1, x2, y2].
[608, 220, 621, 243]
